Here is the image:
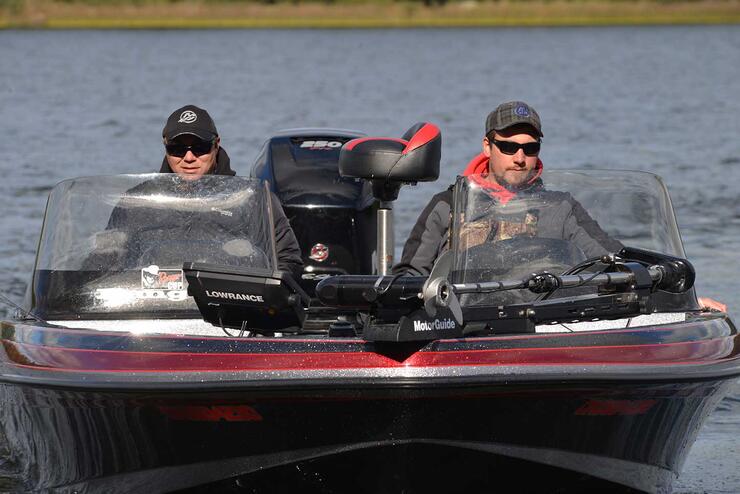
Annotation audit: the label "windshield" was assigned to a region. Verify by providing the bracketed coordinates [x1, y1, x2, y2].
[26, 174, 275, 319]
[451, 170, 688, 306]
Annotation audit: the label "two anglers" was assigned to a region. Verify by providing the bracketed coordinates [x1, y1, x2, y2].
[158, 103, 726, 312]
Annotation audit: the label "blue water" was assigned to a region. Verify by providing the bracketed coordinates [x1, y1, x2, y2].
[0, 27, 738, 492]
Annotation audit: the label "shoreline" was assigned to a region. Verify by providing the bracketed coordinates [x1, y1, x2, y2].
[2, 1, 740, 29]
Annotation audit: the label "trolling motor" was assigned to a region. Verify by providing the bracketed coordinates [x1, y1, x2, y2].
[316, 247, 697, 342]
[339, 122, 441, 275]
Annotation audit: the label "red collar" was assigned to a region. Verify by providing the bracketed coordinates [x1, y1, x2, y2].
[462, 152, 543, 204]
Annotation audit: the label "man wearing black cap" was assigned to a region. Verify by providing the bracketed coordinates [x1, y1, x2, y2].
[156, 104, 302, 276]
[159, 105, 303, 276]
[88, 106, 302, 277]
[161, 105, 234, 178]
[393, 100, 621, 277]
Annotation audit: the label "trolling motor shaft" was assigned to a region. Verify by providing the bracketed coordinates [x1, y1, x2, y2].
[316, 275, 426, 308]
[453, 266, 656, 295]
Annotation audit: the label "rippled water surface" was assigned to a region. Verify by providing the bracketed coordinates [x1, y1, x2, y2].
[0, 27, 738, 492]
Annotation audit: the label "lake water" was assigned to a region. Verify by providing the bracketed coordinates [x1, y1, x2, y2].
[0, 26, 738, 492]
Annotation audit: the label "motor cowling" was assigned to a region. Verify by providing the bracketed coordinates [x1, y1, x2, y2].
[251, 129, 376, 297]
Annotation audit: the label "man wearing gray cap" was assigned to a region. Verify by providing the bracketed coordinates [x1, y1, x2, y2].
[393, 100, 622, 277]
[476, 100, 545, 188]
[393, 101, 727, 312]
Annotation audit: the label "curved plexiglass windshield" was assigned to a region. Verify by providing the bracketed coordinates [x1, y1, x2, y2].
[27, 174, 275, 319]
[451, 170, 686, 306]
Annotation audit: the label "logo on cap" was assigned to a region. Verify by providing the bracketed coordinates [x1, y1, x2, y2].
[515, 105, 530, 117]
[178, 110, 197, 124]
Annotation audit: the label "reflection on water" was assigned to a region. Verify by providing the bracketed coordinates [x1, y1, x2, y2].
[1, 26, 739, 492]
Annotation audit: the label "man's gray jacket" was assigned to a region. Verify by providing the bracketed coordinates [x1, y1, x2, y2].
[393, 180, 623, 277]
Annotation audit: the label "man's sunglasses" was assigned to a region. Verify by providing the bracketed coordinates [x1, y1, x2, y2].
[165, 141, 215, 158]
[491, 139, 541, 157]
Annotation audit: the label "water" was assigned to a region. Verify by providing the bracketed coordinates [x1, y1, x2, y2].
[0, 27, 738, 491]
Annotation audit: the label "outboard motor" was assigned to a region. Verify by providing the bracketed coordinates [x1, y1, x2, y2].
[252, 129, 377, 298]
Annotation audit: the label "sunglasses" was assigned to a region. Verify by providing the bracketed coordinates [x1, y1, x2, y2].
[165, 140, 215, 158]
[491, 139, 541, 157]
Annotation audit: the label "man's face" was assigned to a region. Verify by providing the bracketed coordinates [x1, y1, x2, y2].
[482, 125, 540, 189]
[165, 134, 219, 179]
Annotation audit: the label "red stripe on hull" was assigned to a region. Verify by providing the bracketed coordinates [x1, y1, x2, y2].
[2, 336, 735, 373]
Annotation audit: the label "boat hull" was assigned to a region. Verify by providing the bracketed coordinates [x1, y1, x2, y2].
[0, 314, 738, 493]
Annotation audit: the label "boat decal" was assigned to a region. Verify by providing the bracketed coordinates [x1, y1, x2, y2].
[309, 243, 329, 262]
[210, 206, 233, 217]
[302, 273, 333, 280]
[413, 318, 456, 332]
[204, 291, 264, 303]
[93, 288, 188, 304]
[142, 265, 183, 291]
[575, 399, 657, 416]
[158, 404, 263, 422]
[300, 140, 344, 150]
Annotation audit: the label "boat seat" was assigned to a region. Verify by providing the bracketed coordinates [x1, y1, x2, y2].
[339, 122, 441, 184]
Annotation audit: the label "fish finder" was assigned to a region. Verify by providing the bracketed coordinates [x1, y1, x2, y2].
[183, 262, 310, 333]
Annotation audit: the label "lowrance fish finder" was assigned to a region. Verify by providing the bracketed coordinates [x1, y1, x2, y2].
[183, 262, 309, 333]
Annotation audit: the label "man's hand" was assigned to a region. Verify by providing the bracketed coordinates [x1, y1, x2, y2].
[698, 297, 727, 313]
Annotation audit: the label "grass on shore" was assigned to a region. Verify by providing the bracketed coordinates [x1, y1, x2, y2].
[2, 0, 740, 28]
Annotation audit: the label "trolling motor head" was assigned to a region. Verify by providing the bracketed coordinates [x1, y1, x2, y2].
[616, 247, 695, 293]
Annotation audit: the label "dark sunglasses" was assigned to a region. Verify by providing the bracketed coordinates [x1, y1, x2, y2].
[491, 139, 541, 157]
[165, 141, 215, 158]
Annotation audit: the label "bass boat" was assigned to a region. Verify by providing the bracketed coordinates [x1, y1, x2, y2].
[0, 124, 738, 493]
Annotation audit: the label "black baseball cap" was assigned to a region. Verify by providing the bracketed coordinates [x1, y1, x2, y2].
[485, 101, 543, 138]
[162, 105, 218, 142]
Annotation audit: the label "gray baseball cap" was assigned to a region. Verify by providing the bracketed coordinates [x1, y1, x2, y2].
[485, 101, 543, 137]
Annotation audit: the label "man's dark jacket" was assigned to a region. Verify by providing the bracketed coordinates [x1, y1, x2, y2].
[158, 147, 303, 276]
